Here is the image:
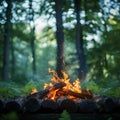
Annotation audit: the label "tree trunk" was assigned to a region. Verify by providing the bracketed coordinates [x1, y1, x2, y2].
[101, 3, 108, 70]
[29, 0, 36, 78]
[2, 0, 12, 80]
[74, 0, 87, 80]
[11, 36, 15, 79]
[30, 27, 36, 75]
[83, 0, 88, 21]
[55, 0, 64, 78]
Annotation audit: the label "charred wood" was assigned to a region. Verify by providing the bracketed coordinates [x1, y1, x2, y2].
[66, 90, 93, 99]
[0, 96, 120, 114]
[103, 97, 116, 113]
[24, 98, 41, 113]
[5, 100, 22, 113]
[77, 99, 97, 113]
[41, 100, 58, 113]
[57, 97, 77, 113]
[95, 97, 120, 113]
[94, 96, 106, 113]
[28, 82, 66, 99]
[0, 99, 4, 113]
[116, 99, 120, 113]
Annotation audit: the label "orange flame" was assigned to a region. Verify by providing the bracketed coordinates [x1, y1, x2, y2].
[43, 68, 82, 100]
[31, 88, 38, 95]
[31, 68, 92, 101]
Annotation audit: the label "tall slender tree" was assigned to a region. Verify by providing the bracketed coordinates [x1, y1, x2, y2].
[2, 0, 12, 80]
[29, 0, 36, 78]
[55, 0, 65, 77]
[11, 32, 15, 79]
[74, 0, 87, 80]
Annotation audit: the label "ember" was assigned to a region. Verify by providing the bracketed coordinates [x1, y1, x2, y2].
[30, 68, 93, 101]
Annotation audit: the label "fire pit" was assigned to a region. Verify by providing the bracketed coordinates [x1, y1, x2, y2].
[25, 68, 94, 113]
[0, 69, 120, 120]
[29, 68, 93, 99]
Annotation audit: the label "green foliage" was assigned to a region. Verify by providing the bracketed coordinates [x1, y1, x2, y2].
[0, 81, 22, 97]
[12, 23, 30, 42]
[82, 79, 120, 97]
[107, 117, 112, 120]
[59, 110, 71, 120]
[82, 80, 101, 94]
[22, 80, 43, 94]
[0, 80, 44, 98]
[0, 112, 18, 120]
[22, 80, 37, 94]
[0, 0, 120, 98]
[101, 79, 120, 97]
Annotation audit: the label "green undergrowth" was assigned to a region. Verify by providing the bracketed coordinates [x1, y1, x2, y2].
[59, 110, 71, 120]
[0, 78, 120, 98]
[0, 111, 71, 120]
[0, 80, 44, 98]
[0, 112, 18, 120]
[82, 79, 120, 98]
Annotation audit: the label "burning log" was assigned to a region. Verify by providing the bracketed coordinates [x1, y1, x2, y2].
[41, 100, 58, 113]
[5, 100, 22, 113]
[28, 82, 66, 99]
[0, 99, 4, 113]
[66, 90, 93, 99]
[24, 98, 42, 113]
[77, 99, 97, 113]
[57, 97, 77, 113]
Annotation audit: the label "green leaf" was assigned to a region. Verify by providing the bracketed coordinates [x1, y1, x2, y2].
[59, 110, 71, 120]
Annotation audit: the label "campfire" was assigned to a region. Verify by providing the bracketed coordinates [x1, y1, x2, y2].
[25, 68, 94, 113]
[29, 68, 93, 101]
[0, 69, 120, 115]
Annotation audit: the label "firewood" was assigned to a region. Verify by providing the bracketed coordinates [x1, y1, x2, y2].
[115, 99, 120, 113]
[103, 97, 116, 113]
[0, 99, 4, 113]
[23, 98, 41, 113]
[5, 100, 22, 112]
[95, 97, 117, 113]
[28, 89, 49, 99]
[57, 97, 77, 113]
[41, 100, 58, 113]
[28, 82, 66, 99]
[77, 99, 97, 113]
[111, 98, 120, 113]
[66, 90, 93, 99]
[94, 96, 106, 112]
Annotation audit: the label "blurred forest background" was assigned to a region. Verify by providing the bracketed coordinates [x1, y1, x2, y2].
[0, 0, 120, 97]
